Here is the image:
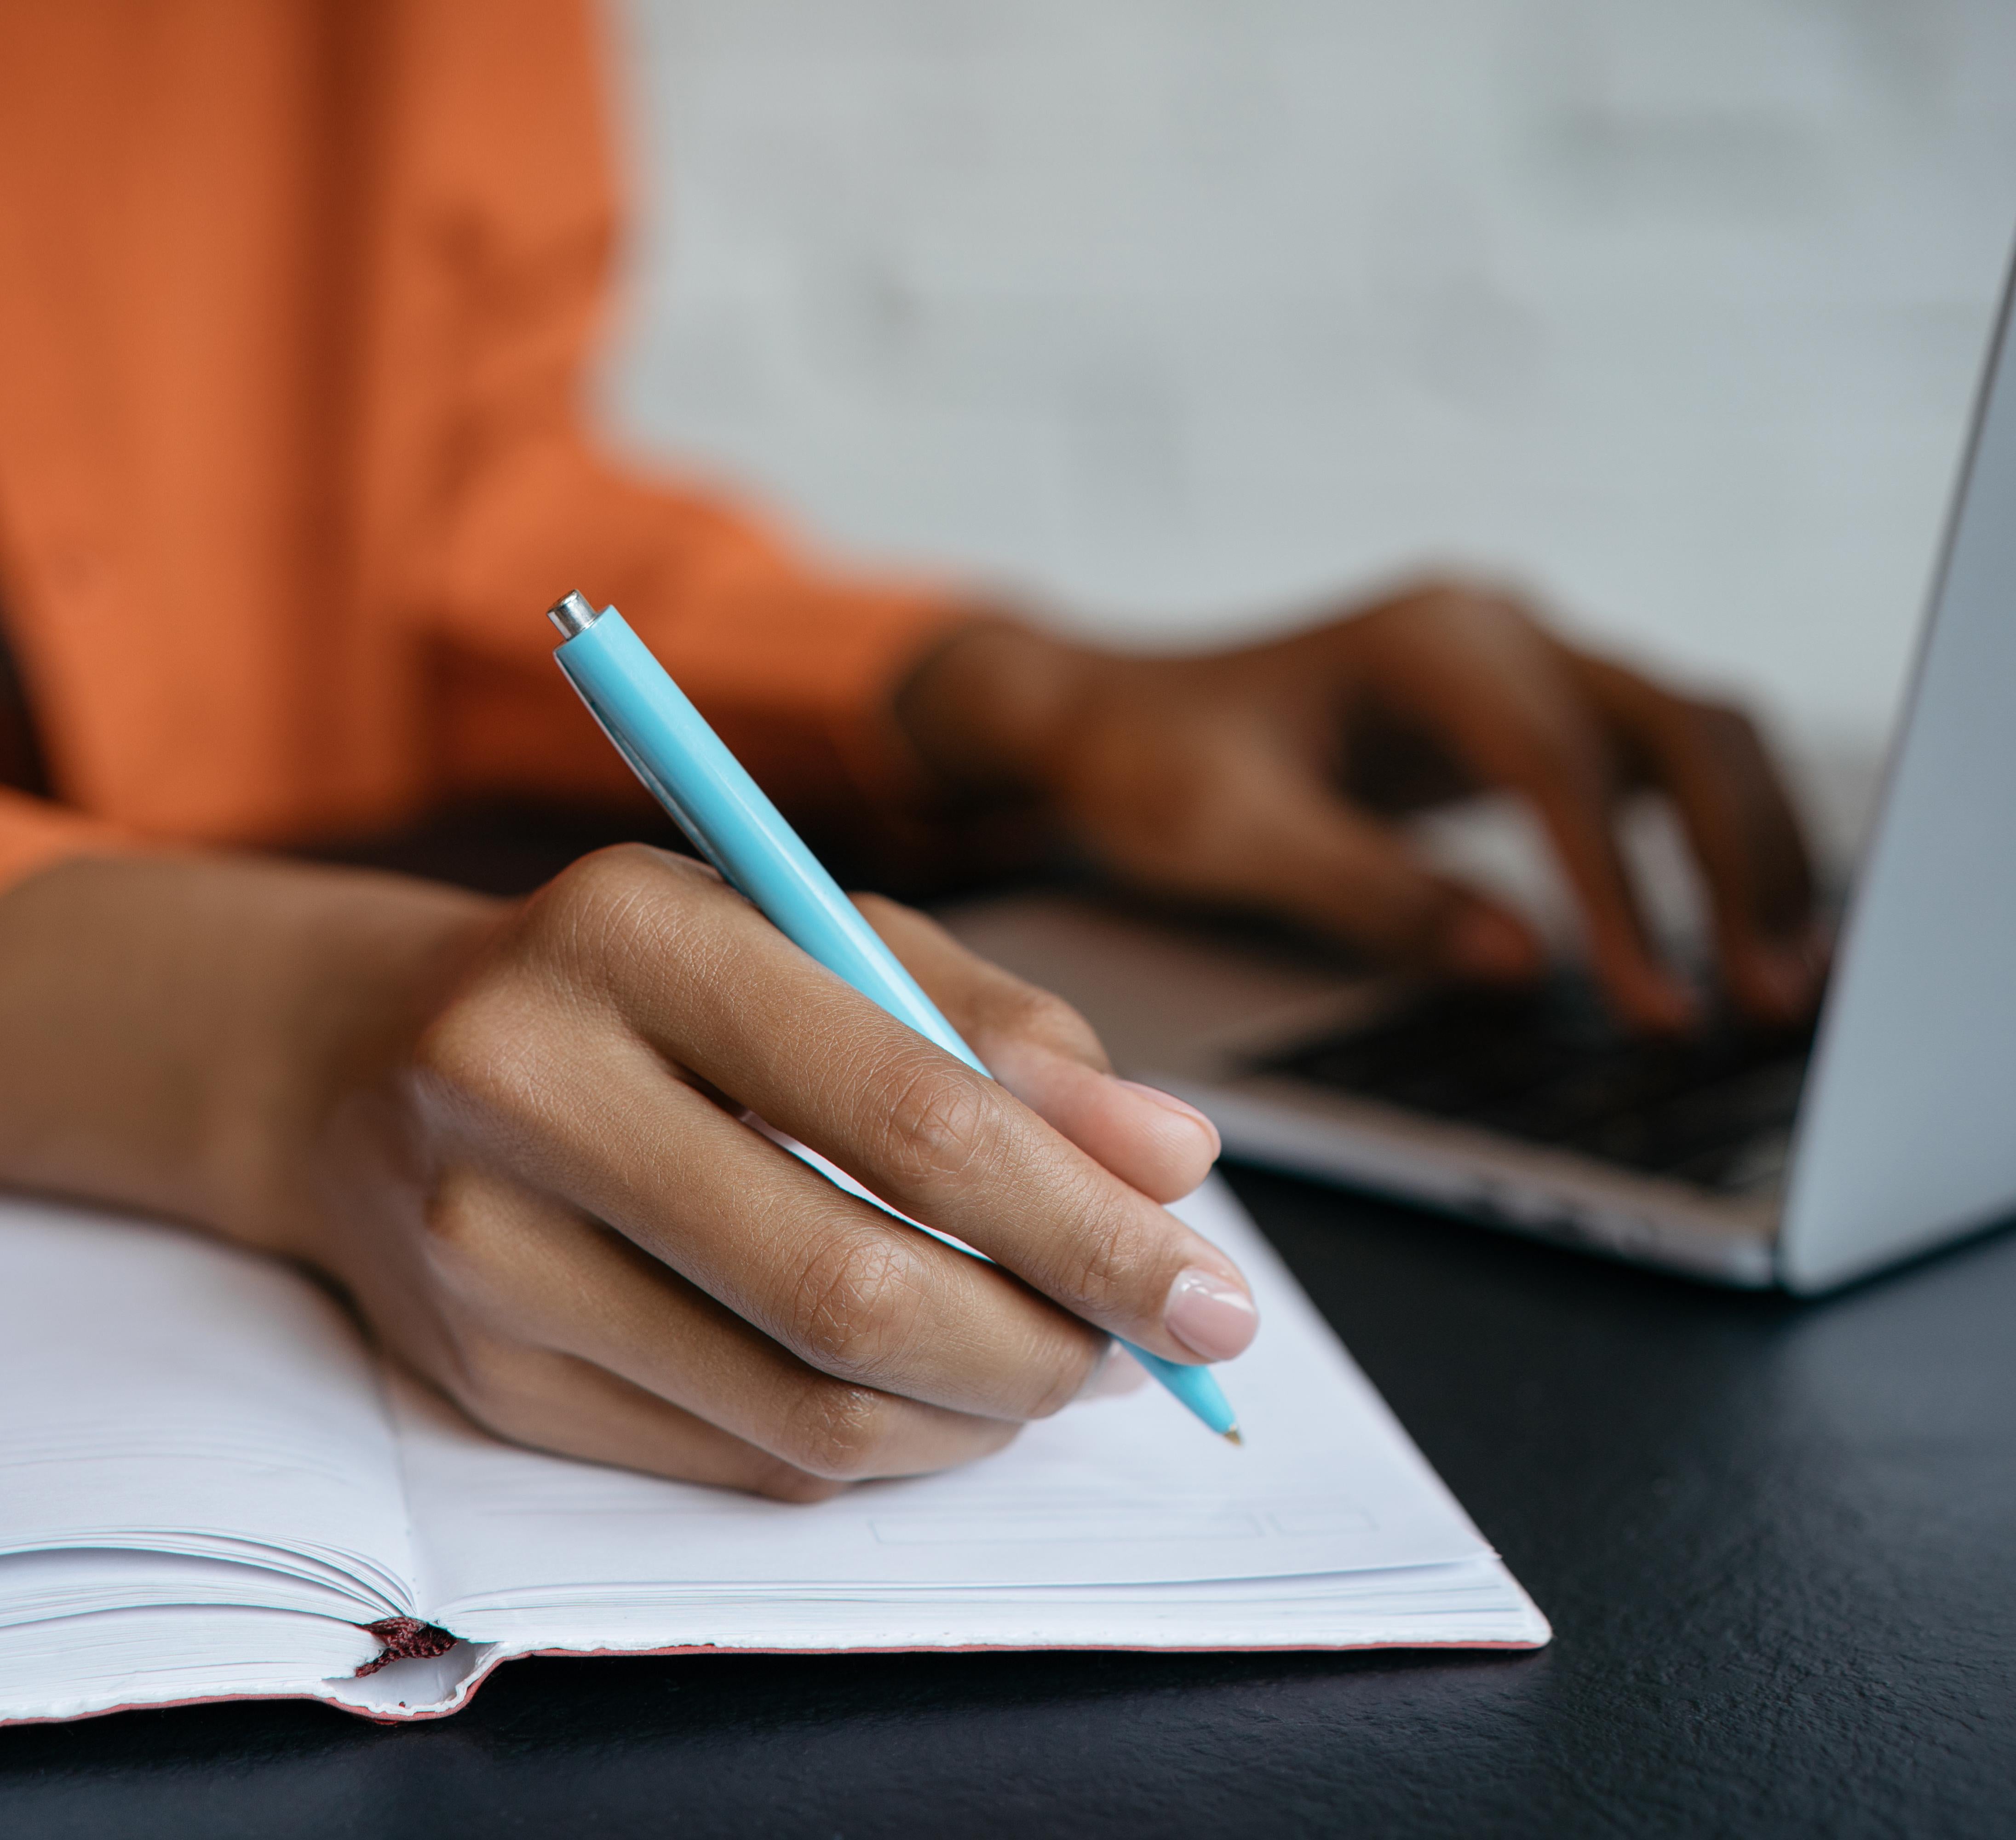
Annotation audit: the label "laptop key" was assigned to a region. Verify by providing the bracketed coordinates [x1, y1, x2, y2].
[1260, 973, 1816, 1194]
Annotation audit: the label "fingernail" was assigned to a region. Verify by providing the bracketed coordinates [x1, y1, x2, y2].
[1114, 1080, 1222, 1153]
[1445, 908, 1539, 982]
[1073, 1341, 1149, 1403]
[1163, 1267, 1258, 1362]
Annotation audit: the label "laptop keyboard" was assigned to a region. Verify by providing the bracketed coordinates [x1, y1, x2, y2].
[1257, 974, 1817, 1195]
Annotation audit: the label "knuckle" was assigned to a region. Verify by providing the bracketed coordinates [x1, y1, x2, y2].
[873, 1053, 996, 1185]
[785, 1228, 927, 1380]
[536, 845, 672, 978]
[1403, 568, 1477, 601]
[776, 1377, 899, 1479]
[417, 1167, 494, 1265]
[1042, 1182, 1143, 1316]
[1026, 1338, 1108, 1421]
[1411, 575, 1531, 631]
[1694, 698, 1763, 752]
[410, 997, 513, 1104]
[1491, 701, 1606, 790]
[977, 976, 1103, 1064]
[548, 842, 661, 922]
[406, 982, 567, 1141]
[1657, 695, 1767, 785]
[537, 843, 741, 989]
[412, 1172, 548, 1319]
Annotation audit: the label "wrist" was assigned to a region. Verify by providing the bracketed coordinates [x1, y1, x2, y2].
[228, 867, 501, 1269]
[0, 852, 497, 1265]
[893, 617, 1104, 802]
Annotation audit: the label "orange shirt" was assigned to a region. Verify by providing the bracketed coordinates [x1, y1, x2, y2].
[0, 0, 961, 893]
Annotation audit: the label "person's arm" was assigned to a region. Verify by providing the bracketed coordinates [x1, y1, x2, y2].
[895, 581, 1825, 1031]
[0, 844, 1235, 1498]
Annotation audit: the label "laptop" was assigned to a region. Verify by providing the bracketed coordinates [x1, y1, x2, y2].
[941, 241, 2016, 1296]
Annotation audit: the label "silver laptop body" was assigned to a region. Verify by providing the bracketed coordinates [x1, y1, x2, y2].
[942, 241, 2016, 1296]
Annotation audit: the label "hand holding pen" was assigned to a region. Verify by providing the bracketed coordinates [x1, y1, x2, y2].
[89, 598, 1261, 1501]
[547, 592, 1251, 1441]
[0, 599, 1255, 1507]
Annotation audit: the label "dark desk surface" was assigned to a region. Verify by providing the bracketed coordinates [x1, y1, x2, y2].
[6, 1165, 2015, 1839]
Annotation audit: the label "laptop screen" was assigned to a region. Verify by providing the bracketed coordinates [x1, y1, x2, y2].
[1779, 234, 2016, 1291]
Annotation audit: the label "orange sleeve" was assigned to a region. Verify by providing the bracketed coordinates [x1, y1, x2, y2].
[377, 0, 968, 828]
[432, 445, 967, 827]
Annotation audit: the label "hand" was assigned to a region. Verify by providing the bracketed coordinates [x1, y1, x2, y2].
[898, 581, 1823, 1029]
[0, 850, 1239, 1499]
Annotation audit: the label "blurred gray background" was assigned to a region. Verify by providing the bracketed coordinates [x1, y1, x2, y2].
[597, 0, 2016, 759]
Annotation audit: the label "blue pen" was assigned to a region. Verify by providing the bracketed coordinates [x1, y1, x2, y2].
[546, 591, 1241, 1442]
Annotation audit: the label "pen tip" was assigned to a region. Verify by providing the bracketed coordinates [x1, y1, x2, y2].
[1222, 1426, 1243, 1446]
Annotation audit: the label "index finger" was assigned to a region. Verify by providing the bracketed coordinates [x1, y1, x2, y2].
[1493, 712, 1697, 1029]
[1572, 654, 1822, 1021]
[1393, 627, 1696, 1029]
[564, 849, 1260, 1370]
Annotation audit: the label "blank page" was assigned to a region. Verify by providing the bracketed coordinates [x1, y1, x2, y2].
[0, 1200, 415, 1621]
[402, 1179, 1498, 1628]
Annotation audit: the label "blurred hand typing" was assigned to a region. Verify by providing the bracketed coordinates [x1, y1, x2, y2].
[899, 581, 1825, 1031]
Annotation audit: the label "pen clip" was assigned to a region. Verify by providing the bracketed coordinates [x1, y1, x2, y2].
[569, 676, 746, 896]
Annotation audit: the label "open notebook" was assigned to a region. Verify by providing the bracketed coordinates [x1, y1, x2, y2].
[0, 1177, 1547, 1724]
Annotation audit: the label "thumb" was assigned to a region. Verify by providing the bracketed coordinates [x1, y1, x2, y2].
[850, 895, 1221, 1203]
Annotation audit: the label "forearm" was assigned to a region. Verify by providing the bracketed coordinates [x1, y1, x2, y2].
[0, 853, 494, 1258]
